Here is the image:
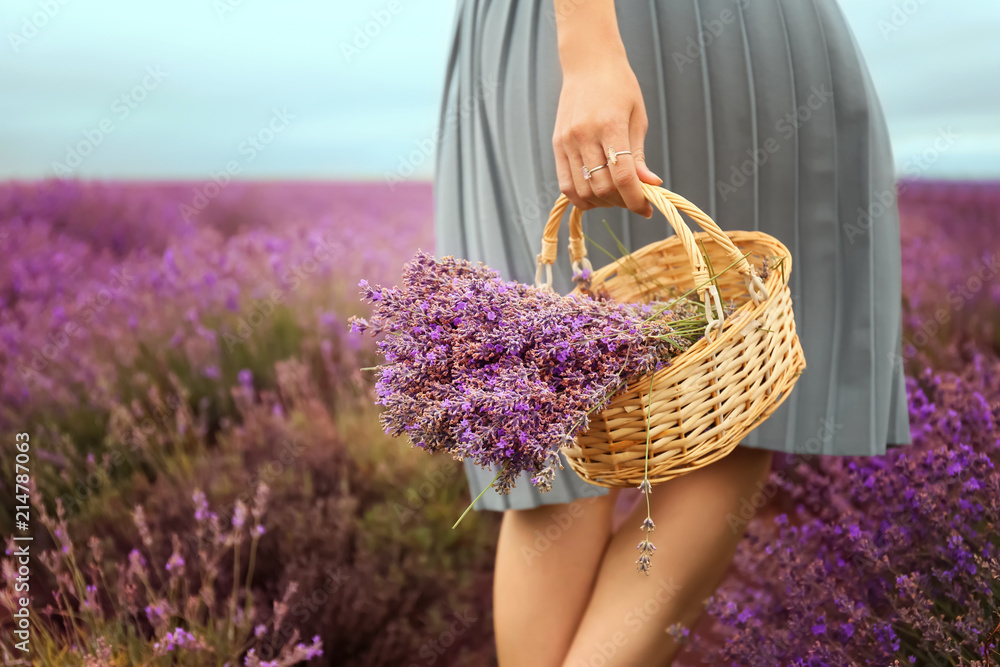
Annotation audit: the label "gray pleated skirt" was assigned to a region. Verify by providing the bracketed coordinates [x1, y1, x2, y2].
[432, 0, 913, 511]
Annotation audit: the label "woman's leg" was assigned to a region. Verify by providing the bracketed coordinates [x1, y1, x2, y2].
[559, 445, 774, 667]
[494, 486, 622, 667]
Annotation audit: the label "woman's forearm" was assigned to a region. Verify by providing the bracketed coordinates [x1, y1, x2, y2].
[550, 0, 659, 218]
[554, 1, 629, 77]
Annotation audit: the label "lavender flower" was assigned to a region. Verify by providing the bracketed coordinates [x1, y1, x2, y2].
[232, 501, 248, 530]
[152, 626, 208, 656]
[192, 489, 209, 522]
[666, 622, 690, 644]
[165, 553, 185, 572]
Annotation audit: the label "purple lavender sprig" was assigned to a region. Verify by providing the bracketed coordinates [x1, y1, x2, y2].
[636, 371, 657, 575]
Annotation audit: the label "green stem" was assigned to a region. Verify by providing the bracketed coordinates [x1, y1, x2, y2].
[585, 223, 676, 298]
[697, 238, 723, 299]
[227, 538, 239, 642]
[242, 533, 260, 625]
[642, 251, 753, 323]
[643, 371, 655, 522]
[773, 255, 787, 284]
[453, 464, 505, 529]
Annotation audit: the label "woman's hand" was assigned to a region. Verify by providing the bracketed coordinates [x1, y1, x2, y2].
[552, 1, 662, 218]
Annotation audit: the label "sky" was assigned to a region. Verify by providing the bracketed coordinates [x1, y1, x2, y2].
[1, 0, 998, 182]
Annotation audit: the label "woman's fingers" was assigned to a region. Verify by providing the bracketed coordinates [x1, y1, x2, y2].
[629, 107, 663, 186]
[632, 147, 662, 183]
[604, 125, 652, 218]
[566, 139, 611, 209]
[577, 140, 625, 209]
[553, 143, 589, 211]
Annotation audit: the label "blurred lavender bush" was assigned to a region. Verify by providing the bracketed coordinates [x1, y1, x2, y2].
[0, 179, 498, 666]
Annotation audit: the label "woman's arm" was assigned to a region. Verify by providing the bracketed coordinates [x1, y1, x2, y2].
[553, 0, 661, 218]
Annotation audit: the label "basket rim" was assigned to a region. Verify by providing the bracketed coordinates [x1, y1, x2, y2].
[568, 229, 794, 393]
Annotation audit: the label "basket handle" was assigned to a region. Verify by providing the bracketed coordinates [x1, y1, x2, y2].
[535, 183, 769, 340]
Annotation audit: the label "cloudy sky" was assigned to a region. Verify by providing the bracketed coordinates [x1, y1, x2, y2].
[1, 0, 997, 181]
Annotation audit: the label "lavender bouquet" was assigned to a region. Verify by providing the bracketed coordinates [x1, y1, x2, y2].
[350, 251, 740, 532]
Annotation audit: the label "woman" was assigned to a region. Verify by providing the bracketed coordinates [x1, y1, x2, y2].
[433, 0, 912, 664]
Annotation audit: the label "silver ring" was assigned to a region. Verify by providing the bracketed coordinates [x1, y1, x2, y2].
[605, 145, 634, 165]
[582, 163, 607, 180]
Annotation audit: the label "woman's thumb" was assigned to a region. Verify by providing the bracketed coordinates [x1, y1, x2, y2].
[634, 148, 663, 185]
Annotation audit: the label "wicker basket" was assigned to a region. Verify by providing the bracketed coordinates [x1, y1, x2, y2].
[534, 183, 807, 488]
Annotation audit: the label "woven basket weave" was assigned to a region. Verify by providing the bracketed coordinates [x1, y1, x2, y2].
[535, 183, 807, 488]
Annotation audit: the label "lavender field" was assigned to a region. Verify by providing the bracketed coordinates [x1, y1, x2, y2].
[0, 178, 998, 665]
